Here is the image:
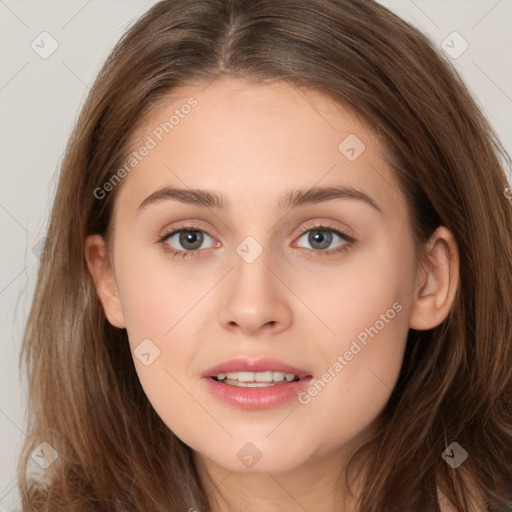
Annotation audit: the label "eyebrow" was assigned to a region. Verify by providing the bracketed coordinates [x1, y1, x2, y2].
[137, 185, 382, 214]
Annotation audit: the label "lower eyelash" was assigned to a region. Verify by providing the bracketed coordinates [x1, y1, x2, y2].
[157, 224, 355, 259]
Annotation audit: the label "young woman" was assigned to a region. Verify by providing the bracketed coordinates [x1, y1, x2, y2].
[17, 0, 512, 510]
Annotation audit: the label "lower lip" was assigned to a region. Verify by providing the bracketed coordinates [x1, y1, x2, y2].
[203, 376, 313, 410]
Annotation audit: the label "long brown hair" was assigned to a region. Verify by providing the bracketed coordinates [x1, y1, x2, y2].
[17, 0, 512, 510]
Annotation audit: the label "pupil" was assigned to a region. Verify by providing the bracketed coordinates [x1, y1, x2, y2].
[310, 230, 331, 249]
[180, 230, 203, 250]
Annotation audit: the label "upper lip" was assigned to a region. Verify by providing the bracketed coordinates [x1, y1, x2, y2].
[201, 357, 312, 379]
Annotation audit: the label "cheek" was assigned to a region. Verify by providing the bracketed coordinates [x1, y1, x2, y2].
[293, 241, 413, 437]
[113, 248, 211, 404]
[114, 243, 204, 343]
[292, 302, 408, 460]
[303, 232, 413, 357]
[116, 267, 203, 442]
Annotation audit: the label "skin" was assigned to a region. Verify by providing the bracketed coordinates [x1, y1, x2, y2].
[85, 77, 460, 512]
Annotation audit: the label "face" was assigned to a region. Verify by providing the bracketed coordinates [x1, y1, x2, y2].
[89, 77, 427, 476]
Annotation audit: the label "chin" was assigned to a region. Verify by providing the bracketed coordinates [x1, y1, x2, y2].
[206, 441, 312, 474]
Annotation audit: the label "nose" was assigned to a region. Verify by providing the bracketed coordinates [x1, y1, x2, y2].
[217, 246, 293, 336]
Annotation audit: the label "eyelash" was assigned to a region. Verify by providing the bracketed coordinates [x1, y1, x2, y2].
[156, 221, 356, 259]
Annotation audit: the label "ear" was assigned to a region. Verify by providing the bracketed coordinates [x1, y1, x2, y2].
[408, 226, 459, 330]
[84, 234, 126, 329]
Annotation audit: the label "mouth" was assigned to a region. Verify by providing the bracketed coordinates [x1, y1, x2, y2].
[202, 362, 314, 409]
[201, 357, 313, 409]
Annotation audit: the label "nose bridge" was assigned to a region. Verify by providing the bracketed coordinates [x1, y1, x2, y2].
[217, 232, 292, 333]
[231, 233, 276, 299]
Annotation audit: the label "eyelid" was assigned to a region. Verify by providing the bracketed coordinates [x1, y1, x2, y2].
[155, 220, 215, 243]
[156, 221, 219, 249]
[292, 221, 356, 256]
[296, 219, 355, 239]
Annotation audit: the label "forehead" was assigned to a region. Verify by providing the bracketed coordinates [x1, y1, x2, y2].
[131, 77, 381, 151]
[113, 77, 404, 220]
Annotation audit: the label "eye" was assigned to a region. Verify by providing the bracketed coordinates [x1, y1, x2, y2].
[157, 224, 218, 259]
[294, 222, 355, 257]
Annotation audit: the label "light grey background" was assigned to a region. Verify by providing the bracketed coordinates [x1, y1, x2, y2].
[1, 1, 511, 510]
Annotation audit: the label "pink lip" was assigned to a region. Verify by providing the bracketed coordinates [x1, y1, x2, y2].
[201, 357, 312, 379]
[201, 357, 314, 410]
[203, 376, 314, 409]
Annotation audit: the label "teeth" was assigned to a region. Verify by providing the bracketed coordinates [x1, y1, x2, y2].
[215, 371, 298, 383]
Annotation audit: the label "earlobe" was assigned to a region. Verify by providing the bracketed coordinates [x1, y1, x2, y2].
[408, 226, 460, 331]
[84, 234, 126, 329]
